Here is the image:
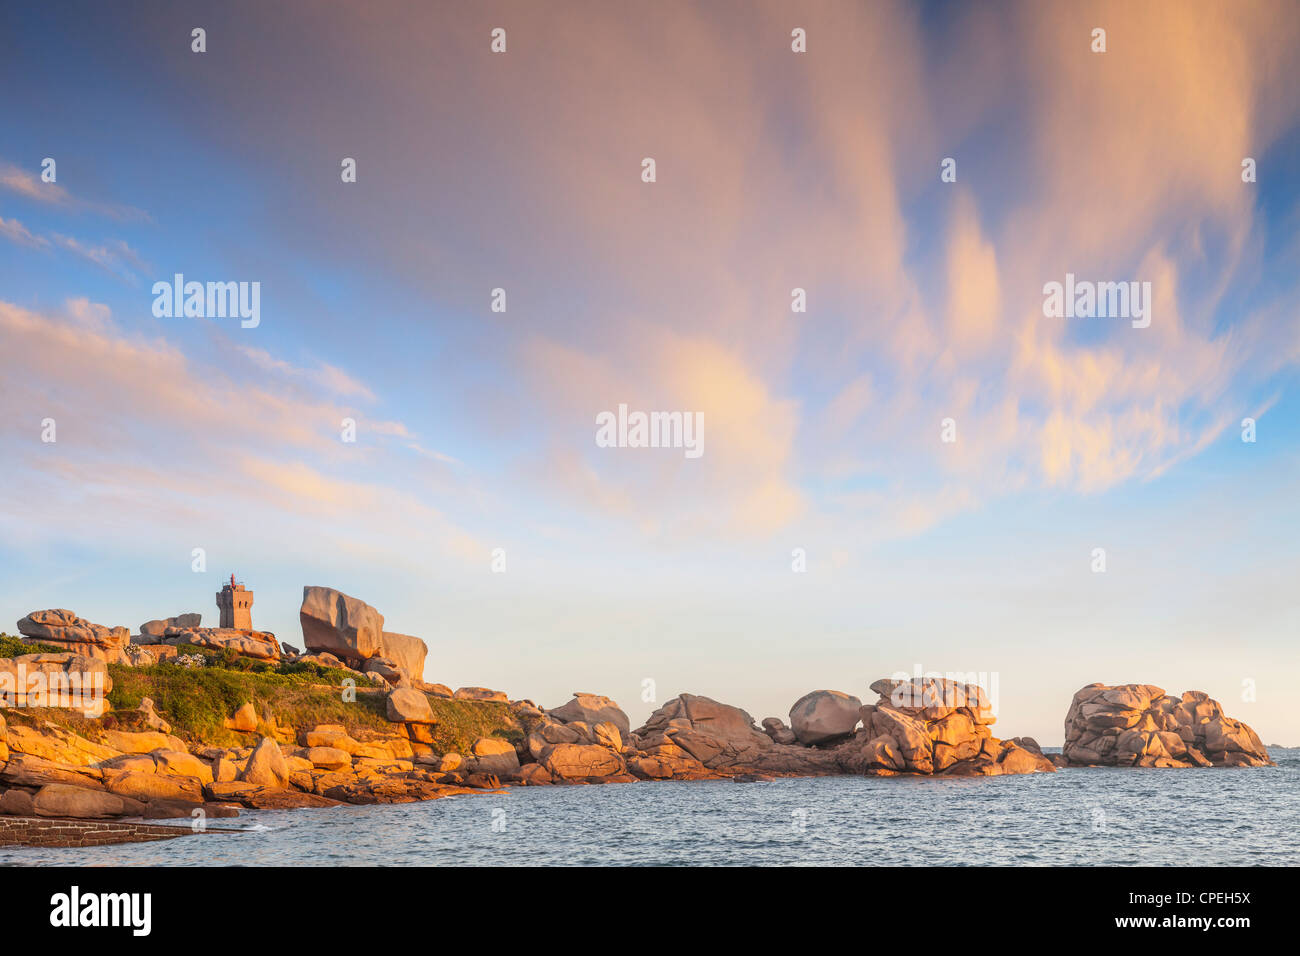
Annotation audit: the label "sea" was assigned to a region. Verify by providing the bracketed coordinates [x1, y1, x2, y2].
[4, 749, 1297, 866]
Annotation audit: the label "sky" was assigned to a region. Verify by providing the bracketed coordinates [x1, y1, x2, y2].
[1, 1, 1297, 745]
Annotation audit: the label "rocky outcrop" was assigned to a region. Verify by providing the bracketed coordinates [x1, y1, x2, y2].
[0, 652, 112, 715]
[547, 693, 631, 736]
[635, 694, 772, 769]
[0, 721, 239, 825]
[26, 623, 1277, 844]
[834, 677, 1054, 776]
[300, 586, 386, 666]
[163, 626, 280, 661]
[0, 704, 507, 835]
[297, 588, 428, 685]
[1062, 684, 1273, 768]
[517, 697, 632, 782]
[789, 690, 862, 745]
[137, 613, 201, 641]
[16, 609, 130, 662]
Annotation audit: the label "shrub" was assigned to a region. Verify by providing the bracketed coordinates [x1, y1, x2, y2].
[0, 632, 69, 657]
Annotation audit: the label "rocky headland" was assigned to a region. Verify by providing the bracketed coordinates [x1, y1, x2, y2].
[0, 584, 1276, 845]
[1062, 683, 1272, 768]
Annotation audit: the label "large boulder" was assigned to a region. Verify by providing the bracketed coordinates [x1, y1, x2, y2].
[1063, 684, 1272, 768]
[539, 743, 624, 780]
[138, 613, 201, 641]
[379, 632, 427, 683]
[151, 749, 213, 784]
[16, 609, 130, 662]
[32, 784, 145, 819]
[789, 690, 863, 745]
[300, 587, 385, 667]
[239, 737, 290, 788]
[547, 693, 631, 737]
[105, 771, 203, 803]
[304, 747, 352, 770]
[386, 687, 435, 724]
[466, 738, 521, 778]
[0, 789, 35, 815]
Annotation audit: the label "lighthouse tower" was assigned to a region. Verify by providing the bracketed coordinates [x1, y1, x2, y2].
[217, 574, 254, 630]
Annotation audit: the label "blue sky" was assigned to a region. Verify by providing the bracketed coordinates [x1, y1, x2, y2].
[2, 1, 1298, 743]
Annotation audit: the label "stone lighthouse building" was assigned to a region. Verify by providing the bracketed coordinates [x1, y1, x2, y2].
[217, 574, 254, 630]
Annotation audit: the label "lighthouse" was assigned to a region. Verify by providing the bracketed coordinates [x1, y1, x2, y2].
[216, 574, 254, 630]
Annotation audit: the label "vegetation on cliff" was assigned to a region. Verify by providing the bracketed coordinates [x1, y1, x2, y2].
[0, 633, 66, 657]
[3, 632, 522, 754]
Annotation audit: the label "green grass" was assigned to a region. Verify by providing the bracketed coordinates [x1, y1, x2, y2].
[105, 662, 393, 747]
[0, 632, 69, 657]
[425, 699, 524, 754]
[3, 631, 524, 753]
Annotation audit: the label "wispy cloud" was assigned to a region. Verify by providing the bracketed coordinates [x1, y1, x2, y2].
[0, 213, 49, 249]
[0, 299, 477, 566]
[238, 345, 376, 401]
[0, 160, 150, 221]
[50, 234, 150, 283]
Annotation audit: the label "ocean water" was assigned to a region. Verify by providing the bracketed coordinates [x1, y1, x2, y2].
[4, 751, 1297, 866]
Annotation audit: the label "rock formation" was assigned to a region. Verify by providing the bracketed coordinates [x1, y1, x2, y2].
[618, 680, 1054, 780]
[298, 587, 428, 685]
[163, 626, 281, 661]
[137, 613, 201, 641]
[516, 694, 636, 783]
[1062, 683, 1273, 768]
[300, 586, 385, 665]
[16, 609, 130, 662]
[836, 677, 1051, 776]
[634, 693, 782, 771]
[0, 652, 112, 714]
[547, 692, 631, 736]
[454, 686, 509, 702]
[9, 613, 1277, 846]
[379, 632, 427, 683]
[789, 689, 862, 745]
[363, 657, 405, 685]
[761, 717, 797, 744]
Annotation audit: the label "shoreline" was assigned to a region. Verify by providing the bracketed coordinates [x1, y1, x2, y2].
[1, 674, 1274, 847]
[2, 597, 1276, 848]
